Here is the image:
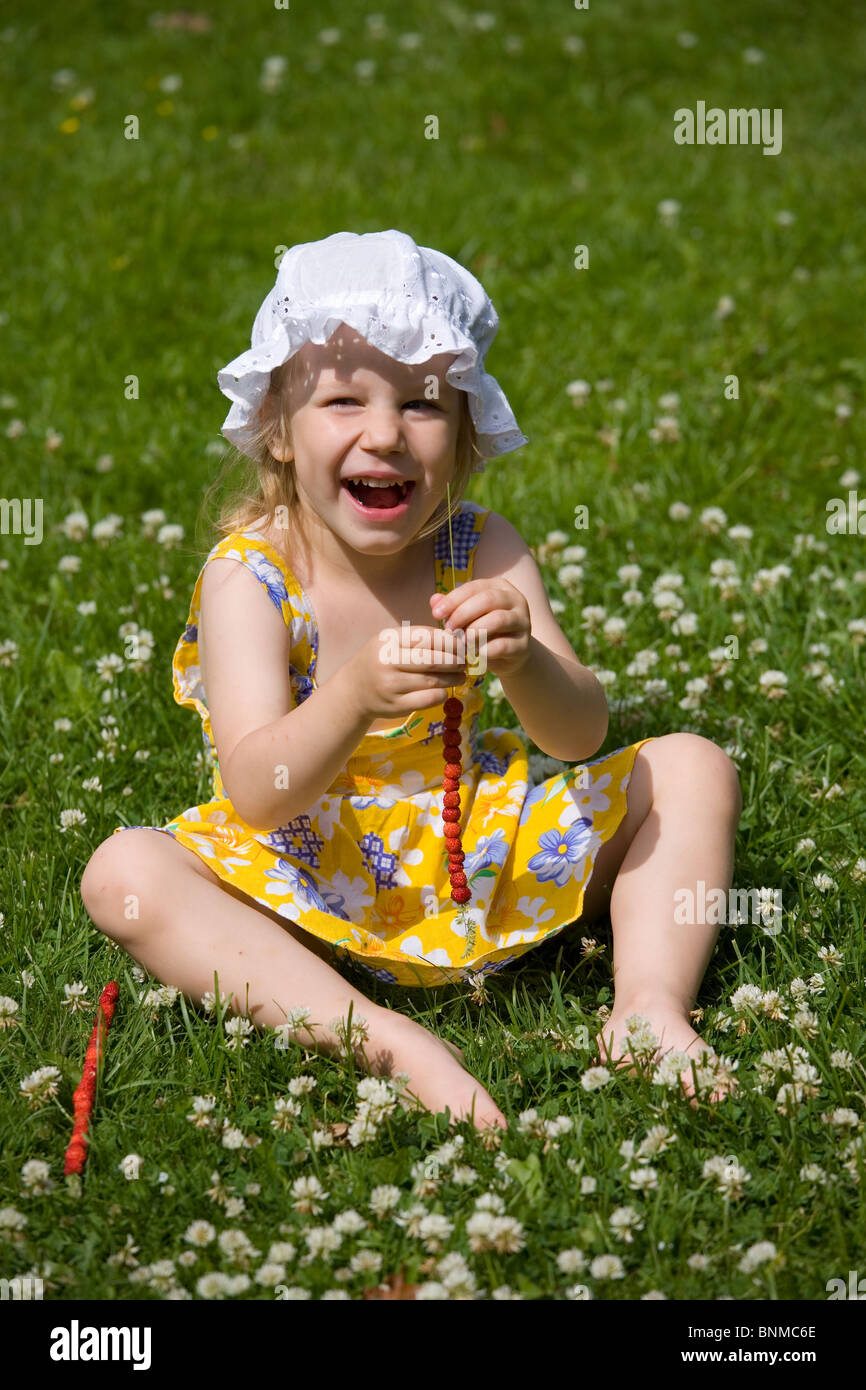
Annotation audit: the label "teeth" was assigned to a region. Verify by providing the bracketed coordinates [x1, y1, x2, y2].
[348, 477, 406, 488]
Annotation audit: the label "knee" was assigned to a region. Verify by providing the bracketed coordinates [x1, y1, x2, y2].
[80, 830, 157, 938]
[642, 733, 742, 818]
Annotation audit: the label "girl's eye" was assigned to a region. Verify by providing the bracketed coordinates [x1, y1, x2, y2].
[326, 398, 439, 410]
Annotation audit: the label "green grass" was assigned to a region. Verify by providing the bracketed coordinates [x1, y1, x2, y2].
[1, 0, 865, 1301]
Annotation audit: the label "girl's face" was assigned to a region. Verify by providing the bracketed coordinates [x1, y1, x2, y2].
[268, 325, 462, 559]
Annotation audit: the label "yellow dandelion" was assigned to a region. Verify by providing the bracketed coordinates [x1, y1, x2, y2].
[201, 125, 218, 141]
[59, 117, 80, 134]
[156, 100, 174, 116]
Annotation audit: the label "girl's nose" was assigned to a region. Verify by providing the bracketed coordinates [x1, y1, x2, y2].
[359, 407, 405, 448]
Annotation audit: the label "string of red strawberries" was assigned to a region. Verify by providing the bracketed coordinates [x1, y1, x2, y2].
[437, 484, 478, 960]
[64, 980, 120, 1176]
[441, 693, 469, 904]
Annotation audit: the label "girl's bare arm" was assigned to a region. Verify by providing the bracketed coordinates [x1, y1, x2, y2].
[198, 558, 373, 831]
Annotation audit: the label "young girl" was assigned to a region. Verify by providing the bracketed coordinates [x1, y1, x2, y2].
[80, 229, 742, 1132]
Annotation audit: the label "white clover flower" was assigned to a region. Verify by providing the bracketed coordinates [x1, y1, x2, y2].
[759, 669, 788, 692]
[581, 1065, 612, 1092]
[738, 1241, 777, 1274]
[19, 1065, 62, 1108]
[590, 1253, 625, 1279]
[557, 1248, 587, 1273]
[184, 1220, 216, 1246]
[415, 1213, 454, 1253]
[140, 509, 167, 536]
[652, 588, 684, 612]
[61, 981, 89, 1013]
[649, 415, 681, 443]
[657, 199, 681, 225]
[0, 1206, 28, 1235]
[0, 996, 20, 1030]
[830, 1050, 854, 1071]
[218, 1228, 260, 1264]
[224, 1015, 254, 1050]
[332, 1209, 368, 1235]
[826, 1108, 859, 1128]
[267, 1241, 296, 1264]
[156, 523, 184, 547]
[817, 943, 843, 967]
[557, 563, 584, 593]
[699, 506, 728, 532]
[799, 1164, 828, 1187]
[20, 1159, 53, 1193]
[629, 1166, 659, 1192]
[92, 514, 124, 542]
[61, 510, 89, 540]
[291, 1175, 328, 1214]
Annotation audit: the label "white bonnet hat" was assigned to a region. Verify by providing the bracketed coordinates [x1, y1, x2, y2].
[217, 229, 529, 473]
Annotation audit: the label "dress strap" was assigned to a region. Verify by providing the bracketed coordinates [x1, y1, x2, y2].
[202, 529, 299, 623]
[433, 500, 490, 595]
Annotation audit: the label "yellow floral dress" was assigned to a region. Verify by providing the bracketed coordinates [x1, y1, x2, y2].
[113, 499, 656, 988]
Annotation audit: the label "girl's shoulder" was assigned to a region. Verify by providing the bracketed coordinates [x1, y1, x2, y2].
[469, 505, 534, 582]
[204, 519, 296, 581]
[195, 521, 303, 626]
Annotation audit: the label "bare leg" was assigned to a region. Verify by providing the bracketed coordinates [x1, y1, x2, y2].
[80, 830, 506, 1131]
[573, 734, 742, 1104]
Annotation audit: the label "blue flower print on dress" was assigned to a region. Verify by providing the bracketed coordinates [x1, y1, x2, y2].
[263, 815, 325, 869]
[352, 794, 399, 812]
[290, 664, 314, 705]
[462, 954, 518, 980]
[315, 883, 352, 920]
[419, 719, 446, 747]
[518, 779, 552, 828]
[243, 549, 290, 614]
[471, 740, 513, 777]
[463, 827, 510, 877]
[262, 859, 329, 911]
[181, 622, 197, 645]
[359, 831, 401, 892]
[354, 961, 400, 984]
[527, 820, 594, 888]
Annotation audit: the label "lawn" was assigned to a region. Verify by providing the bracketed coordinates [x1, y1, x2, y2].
[1, 0, 864, 1304]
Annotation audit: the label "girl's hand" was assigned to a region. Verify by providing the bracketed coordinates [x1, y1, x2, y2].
[347, 625, 469, 721]
[429, 579, 531, 678]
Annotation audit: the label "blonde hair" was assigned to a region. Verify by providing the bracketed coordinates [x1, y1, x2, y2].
[199, 352, 485, 557]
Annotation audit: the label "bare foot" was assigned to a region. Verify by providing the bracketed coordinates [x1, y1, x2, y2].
[366, 1014, 507, 1132]
[594, 1003, 723, 1108]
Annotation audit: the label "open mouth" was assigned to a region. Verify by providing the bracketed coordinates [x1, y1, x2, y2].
[342, 478, 415, 511]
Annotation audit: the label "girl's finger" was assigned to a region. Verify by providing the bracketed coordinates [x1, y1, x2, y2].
[442, 592, 502, 632]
